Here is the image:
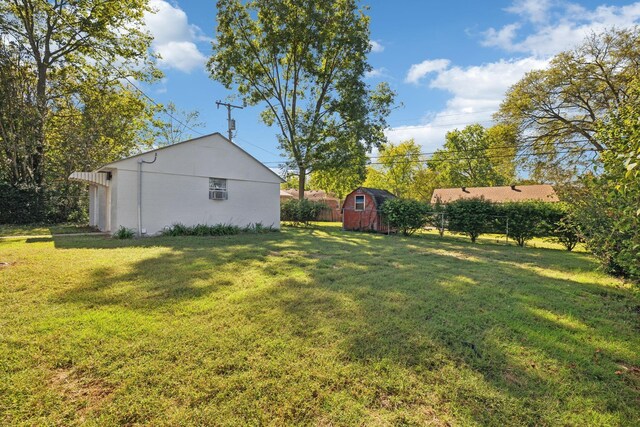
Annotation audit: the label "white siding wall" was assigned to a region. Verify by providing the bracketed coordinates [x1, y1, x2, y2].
[106, 134, 281, 235]
[97, 185, 109, 231]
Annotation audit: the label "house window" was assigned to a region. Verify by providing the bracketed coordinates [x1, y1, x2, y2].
[209, 178, 228, 200]
[355, 195, 365, 211]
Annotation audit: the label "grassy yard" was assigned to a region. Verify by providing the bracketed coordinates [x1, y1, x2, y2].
[0, 223, 99, 237]
[1, 224, 638, 426]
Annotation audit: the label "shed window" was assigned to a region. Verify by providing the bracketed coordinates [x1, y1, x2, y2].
[209, 178, 228, 200]
[355, 195, 365, 211]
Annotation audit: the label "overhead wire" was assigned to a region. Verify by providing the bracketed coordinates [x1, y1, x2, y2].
[37, 0, 206, 138]
[38, 0, 602, 171]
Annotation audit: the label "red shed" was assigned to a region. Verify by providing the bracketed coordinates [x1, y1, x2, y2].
[342, 187, 396, 233]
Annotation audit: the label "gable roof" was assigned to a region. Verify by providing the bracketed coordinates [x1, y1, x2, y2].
[344, 187, 396, 209]
[431, 184, 559, 204]
[98, 132, 284, 182]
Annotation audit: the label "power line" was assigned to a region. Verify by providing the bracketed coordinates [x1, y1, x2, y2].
[36, 0, 206, 138]
[386, 109, 500, 127]
[235, 136, 281, 157]
[388, 119, 495, 128]
[363, 148, 598, 166]
[257, 140, 597, 165]
[365, 139, 594, 160]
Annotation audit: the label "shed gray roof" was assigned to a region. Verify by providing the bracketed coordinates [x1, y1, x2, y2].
[358, 187, 397, 207]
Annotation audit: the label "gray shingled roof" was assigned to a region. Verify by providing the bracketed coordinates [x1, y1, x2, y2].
[359, 187, 397, 207]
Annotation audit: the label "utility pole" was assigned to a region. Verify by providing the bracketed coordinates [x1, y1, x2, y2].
[216, 100, 244, 142]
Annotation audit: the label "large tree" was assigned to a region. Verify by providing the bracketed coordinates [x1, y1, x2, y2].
[151, 102, 205, 146]
[427, 123, 517, 188]
[0, 0, 158, 187]
[496, 27, 640, 181]
[0, 39, 40, 185]
[568, 78, 640, 280]
[208, 0, 394, 199]
[363, 139, 428, 199]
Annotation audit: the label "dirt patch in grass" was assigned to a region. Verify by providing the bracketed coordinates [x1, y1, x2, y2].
[49, 368, 113, 421]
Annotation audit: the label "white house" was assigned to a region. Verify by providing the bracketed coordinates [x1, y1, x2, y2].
[70, 133, 284, 235]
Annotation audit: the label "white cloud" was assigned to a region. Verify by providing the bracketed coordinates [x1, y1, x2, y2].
[405, 59, 450, 84]
[370, 40, 385, 53]
[483, 1, 640, 57]
[144, 0, 208, 72]
[365, 67, 390, 79]
[390, 58, 548, 148]
[506, 0, 552, 23]
[394, 1, 640, 150]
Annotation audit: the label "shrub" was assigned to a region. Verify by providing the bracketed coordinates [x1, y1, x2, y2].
[496, 201, 558, 247]
[0, 182, 45, 224]
[113, 226, 135, 239]
[446, 198, 496, 243]
[550, 216, 581, 251]
[380, 198, 430, 236]
[280, 199, 328, 225]
[426, 199, 446, 237]
[161, 222, 276, 237]
[566, 177, 639, 280]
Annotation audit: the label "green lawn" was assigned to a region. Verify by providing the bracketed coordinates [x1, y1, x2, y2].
[0, 223, 99, 237]
[1, 224, 638, 426]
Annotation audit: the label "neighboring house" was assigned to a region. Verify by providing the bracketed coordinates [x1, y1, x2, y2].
[431, 184, 560, 204]
[342, 187, 396, 233]
[280, 189, 342, 221]
[70, 133, 284, 235]
[280, 190, 295, 203]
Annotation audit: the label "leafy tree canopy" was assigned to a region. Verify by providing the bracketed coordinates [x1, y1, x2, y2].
[427, 123, 517, 188]
[496, 27, 640, 182]
[363, 139, 428, 199]
[209, 0, 395, 199]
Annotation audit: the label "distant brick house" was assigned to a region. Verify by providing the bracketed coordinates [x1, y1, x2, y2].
[431, 184, 560, 204]
[342, 187, 396, 233]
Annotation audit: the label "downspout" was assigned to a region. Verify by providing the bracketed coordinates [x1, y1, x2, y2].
[137, 153, 157, 236]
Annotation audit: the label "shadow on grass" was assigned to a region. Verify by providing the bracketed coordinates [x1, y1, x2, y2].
[50, 226, 639, 424]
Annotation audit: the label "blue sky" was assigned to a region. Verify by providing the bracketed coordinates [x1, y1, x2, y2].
[142, 0, 640, 168]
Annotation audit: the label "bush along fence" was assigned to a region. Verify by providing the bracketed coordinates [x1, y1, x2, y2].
[280, 199, 329, 226]
[379, 197, 580, 250]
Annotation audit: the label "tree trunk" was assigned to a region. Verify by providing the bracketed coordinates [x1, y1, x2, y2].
[298, 166, 306, 200]
[33, 62, 48, 186]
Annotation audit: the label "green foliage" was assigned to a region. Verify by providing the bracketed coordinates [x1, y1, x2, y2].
[310, 153, 367, 200]
[0, 183, 45, 224]
[209, 0, 395, 198]
[380, 198, 430, 236]
[497, 28, 640, 182]
[550, 214, 582, 252]
[425, 199, 447, 237]
[427, 124, 516, 188]
[364, 139, 430, 200]
[162, 222, 276, 237]
[280, 199, 328, 226]
[562, 78, 640, 280]
[496, 201, 558, 247]
[112, 226, 135, 239]
[151, 102, 205, 146]
[446, 198, 496, 243]
[0, 0, 159, 223]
